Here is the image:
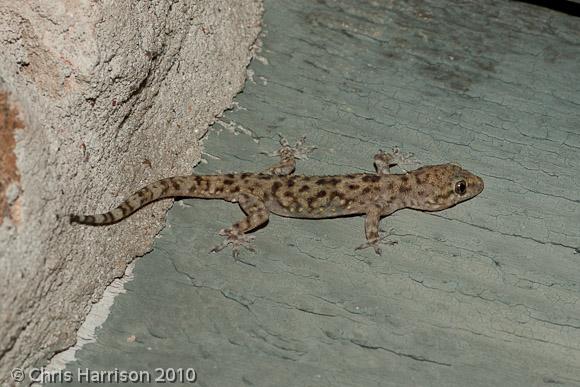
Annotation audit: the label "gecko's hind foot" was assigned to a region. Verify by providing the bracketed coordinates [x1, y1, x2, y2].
[210, 228, 256, 259]
[355, 231, 398, 255]
[261, 135, 317, 176]
[262, 134, 317, 161]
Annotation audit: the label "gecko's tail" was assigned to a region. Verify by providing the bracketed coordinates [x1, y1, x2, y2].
[69, 175, 204, 226]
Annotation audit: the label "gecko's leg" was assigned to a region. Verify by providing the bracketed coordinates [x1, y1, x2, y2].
[373, 149, 395, 175]
[210, 194, 270, 258]
[261, 135, 316, 176]
[374, 147, 420, 175]
[355, 205, 397, 255]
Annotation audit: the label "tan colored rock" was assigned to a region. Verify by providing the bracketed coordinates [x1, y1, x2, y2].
[0, 0, 262, 381]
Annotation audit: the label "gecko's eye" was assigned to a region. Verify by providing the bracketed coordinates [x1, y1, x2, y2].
[454, 180, 467, 195]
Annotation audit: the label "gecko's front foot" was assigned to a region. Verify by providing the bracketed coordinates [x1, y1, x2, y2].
[210, 228, 256, 259]
[355, 230, 398, 255]
[374, 147, 420, 174]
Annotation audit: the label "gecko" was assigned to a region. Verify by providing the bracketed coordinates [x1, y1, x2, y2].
[70, 137, 484, 256]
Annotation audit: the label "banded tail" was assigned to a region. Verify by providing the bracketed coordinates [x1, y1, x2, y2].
[69, 175, 221, 225]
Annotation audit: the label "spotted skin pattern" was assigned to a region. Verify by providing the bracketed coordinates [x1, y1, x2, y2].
[70, 139, 484, 256]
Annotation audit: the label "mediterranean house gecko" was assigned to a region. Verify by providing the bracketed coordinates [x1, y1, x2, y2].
[70, 137, 484, 256]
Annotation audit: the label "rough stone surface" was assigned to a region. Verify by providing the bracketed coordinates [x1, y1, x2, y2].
[0, 0, 262, 382]
[51, 0, 580, 386]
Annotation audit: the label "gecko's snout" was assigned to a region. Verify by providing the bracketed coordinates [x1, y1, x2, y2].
[459, 173, 484, 200]
[472, 175, 484, 196]
[450, 167, 484, 205]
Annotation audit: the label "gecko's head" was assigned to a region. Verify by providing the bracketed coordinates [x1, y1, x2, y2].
[410, 163, 484, 211]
